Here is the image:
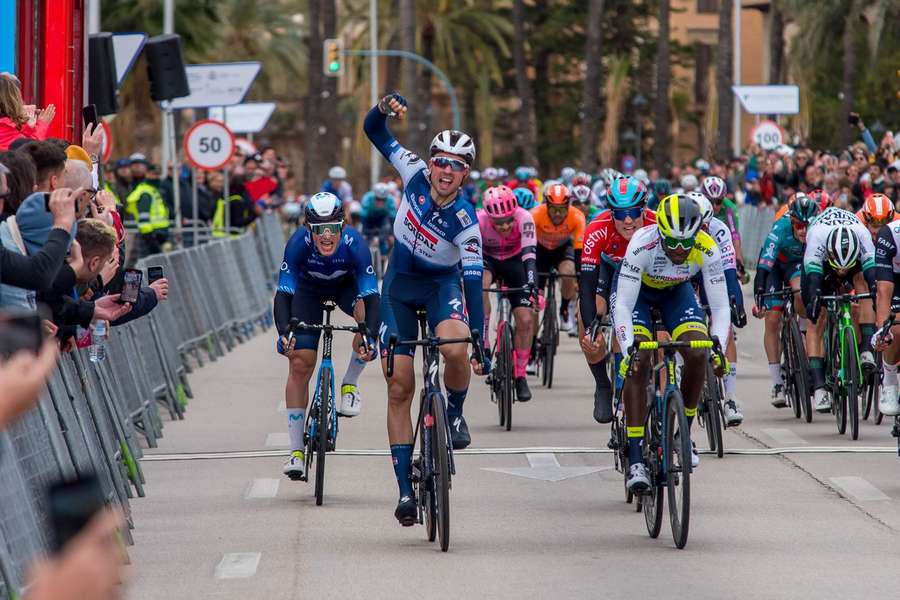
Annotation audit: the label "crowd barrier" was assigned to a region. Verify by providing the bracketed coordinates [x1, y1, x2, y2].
[737, 204, 777, 270]
[0, 213, 286, 599]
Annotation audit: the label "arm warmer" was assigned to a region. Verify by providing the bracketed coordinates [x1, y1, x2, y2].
[274, 291, 293, 336]
[361, 294, 380, 339]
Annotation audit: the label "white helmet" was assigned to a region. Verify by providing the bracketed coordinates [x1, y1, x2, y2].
[328, 165, 347, 179]
[305, 191, 343, 224]
[386, 181, 399, 194]
[483, 167, 499, 181]
[430, 129, 476, 165]
[700, 175, 727, 201]
[600, 168, 623, 186]
[680, 173, 699, 192]
[825, 225, 860, 270]
[571, 184, 592, 205]
[373, 182, 390, 199]
[687, 191, 713, 226]
[560, 167, 576, 183]
[496, 167, 508, 179]
[470, 170, 481, 181]
[633, 168, 650, 185]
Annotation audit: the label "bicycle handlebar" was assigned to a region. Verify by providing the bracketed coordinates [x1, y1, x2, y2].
[820, 292, 874, 303]
[482, 286, 532, 293]
[536, 271, 579, 279]
[636, 340, 715, 351]
[285, 317, 369, 355]
[760, 288, 800, 299]
[385, 330, 483, 378]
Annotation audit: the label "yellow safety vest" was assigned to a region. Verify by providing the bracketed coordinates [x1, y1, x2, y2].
[211, 194, 243, 238]
[103, 182, 121, 209]
[126, 182, 170, 234]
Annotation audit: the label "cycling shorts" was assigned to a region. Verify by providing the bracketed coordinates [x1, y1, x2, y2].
[763, 260, 802, 310]
[820, 261, 863, 296]
[616, 279, 708, 341]
[536, 240, 575, 289]
[379, 270, 467, 357]
[484, 254, 532, 309]
[276, 278, 359, 352]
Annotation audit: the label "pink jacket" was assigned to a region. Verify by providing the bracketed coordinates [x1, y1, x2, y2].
[0, 116, 50, 151]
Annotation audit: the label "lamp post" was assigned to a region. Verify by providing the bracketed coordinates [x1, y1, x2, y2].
[631, 93, 648, 167]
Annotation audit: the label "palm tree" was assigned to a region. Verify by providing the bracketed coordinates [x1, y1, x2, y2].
[513, 0, 538, 168]
[769, 0, 784, 85]
[599, 55, 629, 167]
[305, 0, 324, 187]
[399, 0, 423, 150]
[839, 0, 863, 148]
[715, 0, 734, 162]
[654, 0, 671, 171]
[579, 0, 605, 171]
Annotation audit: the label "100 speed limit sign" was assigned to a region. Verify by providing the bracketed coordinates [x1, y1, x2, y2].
[184, 119, 236, 170]
[749, 120, 785, 151]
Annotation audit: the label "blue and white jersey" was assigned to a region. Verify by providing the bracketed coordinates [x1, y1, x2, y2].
[363, 108, 483, 283]
[277, 225, 378, 297]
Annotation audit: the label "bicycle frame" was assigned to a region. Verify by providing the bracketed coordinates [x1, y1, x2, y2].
[823, 295, 865, 395]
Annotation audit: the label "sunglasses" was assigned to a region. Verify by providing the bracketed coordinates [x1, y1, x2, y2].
[864, 214, 893, 228]
[662, 235, 696, 251]
[790, 218, 808, 230]
[492, 216, 514, 227]
[547, 204, 569, 213]
[611, 206, 643, 221]
[310, 222, 342, 236]
[431, 156, 468, 173]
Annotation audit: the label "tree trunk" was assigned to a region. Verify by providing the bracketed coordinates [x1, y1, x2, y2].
[533, 0, 551, 168]
[715, 0, 734, 162]
[420, 22, 435, 137]
[579, 0, 605, 172]
[399, 0, 422, 152]
[305, 0, 323, 189]
[653, 0, 671, 172]
[769, 0, 784, 85]
[513, 0, 539, 168]
[838, 0, 859, 149]
[321, 0, 340, 172]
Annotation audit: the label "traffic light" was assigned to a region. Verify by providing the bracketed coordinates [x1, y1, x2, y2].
[323, 39, 343, 77]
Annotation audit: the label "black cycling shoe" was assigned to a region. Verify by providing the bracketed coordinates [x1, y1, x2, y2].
[593, 385, 613, 424]
[394, 495, 417, 527]
[450, 415, 471, 450]
[515, 377, 532, 402]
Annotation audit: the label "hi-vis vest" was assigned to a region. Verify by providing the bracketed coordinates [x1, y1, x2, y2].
[211, 194, 243, 238]
[125, 182, 169, 234]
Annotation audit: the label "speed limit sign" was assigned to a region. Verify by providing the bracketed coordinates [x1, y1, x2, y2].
[183, 119, 236, 170]
[749, 120, 785, 150]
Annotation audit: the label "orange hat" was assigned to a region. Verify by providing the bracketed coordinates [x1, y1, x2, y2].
[65, 145, 93, 170]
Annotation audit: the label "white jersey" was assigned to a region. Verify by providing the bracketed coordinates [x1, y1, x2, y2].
[707, 217, 736, 271]
[612, 225, 730, 351]
[804, 207, 875, 273]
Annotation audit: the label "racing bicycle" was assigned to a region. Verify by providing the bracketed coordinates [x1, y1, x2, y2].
[761, 288, 812, 422]
[535, 269, 578, 388]
[484, 286, 531, 431]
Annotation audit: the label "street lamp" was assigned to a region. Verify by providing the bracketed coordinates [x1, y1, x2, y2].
[631, 94, 648, 167]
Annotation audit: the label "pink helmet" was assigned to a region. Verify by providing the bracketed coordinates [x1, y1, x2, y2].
[483, 185, 517, 218]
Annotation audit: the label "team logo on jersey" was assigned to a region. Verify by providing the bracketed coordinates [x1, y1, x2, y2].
[403, 210, 438, 251]
[463, 236, 480, 254]
[456, 209, 473, 227]
[418, 195, 426, 205]
[522, 222, 535, 233]
[448, 298, 462, 312]
[367, 265, 375, 275]
[401, 151, 420, 165]
[280, 261, 289, 271]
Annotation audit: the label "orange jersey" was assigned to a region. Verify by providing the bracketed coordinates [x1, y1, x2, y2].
[530, 204, 586, 250]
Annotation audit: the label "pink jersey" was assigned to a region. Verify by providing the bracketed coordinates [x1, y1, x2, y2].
[477, 207, 537, 262]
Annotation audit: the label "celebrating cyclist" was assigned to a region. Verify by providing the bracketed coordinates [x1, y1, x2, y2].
[871, 211, 900, 416]
[364, 92, 487, 526]
[753, 194, 819, 407]
[802, 208, 878, 413]
[479, 185, 539, 401]
[612, 194, 730, 492]
[274, 192, 380, 480]
[579, 175, 655, 424]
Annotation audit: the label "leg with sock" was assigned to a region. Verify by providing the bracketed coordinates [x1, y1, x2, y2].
[589, 359, 612, 423]
[513, 348, 532, 401]
[339, 352, 366, 417]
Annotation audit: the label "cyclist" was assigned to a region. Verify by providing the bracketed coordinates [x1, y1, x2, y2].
[692, 192, 746, 426]
[648, 178, 672, 211]
[679, 173, 699, 193]
[479, 185, 539, 401]
[580, 175, 655, 424]
[572, 184, 601, 222]
[321, 165, 354, 204]
[274, 192, 380, 480]
[364, 92, 487, 526]
[483, 167, 501, 189]
[360, 181, 397, 256]
[513, 187, 538, 211]
[753, 194, 819, 407]
[857, 193, 897, 242]
[560, 167, 576, 186]
[508, 166, 541, 198]
[700, 175, 745, 277]
[871, 212, 900, 416]
[802, 209, 878, 413]
[531, 183, 585, 340]
[612, 194, 730, 492]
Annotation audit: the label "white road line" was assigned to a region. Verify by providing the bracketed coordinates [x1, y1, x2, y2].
[526, 453, 560, 468]
[761, 428, 807, 446]
[214, 553, 261, 579]
[264, 433, 289, 448]
[245, 478, 280, 499]
[829, 476, 891, 502]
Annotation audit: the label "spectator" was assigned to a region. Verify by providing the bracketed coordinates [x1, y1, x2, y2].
[20, 140, 66, 193]
[108, 158, 132, 205]
[0, 150, 36, 218]
[0, 73, 55, 151]
[124, 156, 169, 257]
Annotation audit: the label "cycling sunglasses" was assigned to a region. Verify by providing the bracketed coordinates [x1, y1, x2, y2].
[431, 156, 468, 173]
[662, 235, 696, 251]
[492, 216, 515, 227]
[310, 221, 342, 236]
[547, 203, 569, 213]
[611, 206, 643, 221]
[789, 217, 809, 230]
[864, 213, 893, 228]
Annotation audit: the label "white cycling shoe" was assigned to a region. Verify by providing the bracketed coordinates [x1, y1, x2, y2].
[814, 388, 832, 413]
[724, 394, 744, 426]
[283, 451, 306, 480]
[879, 385, 900, 416]
[626, 463, 650, 493]
[339, 384, 361, 417]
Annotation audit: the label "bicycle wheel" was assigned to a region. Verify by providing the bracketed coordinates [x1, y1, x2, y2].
[665, 390, 691, 549]
[314, 368, 331, 506]
[418, 412, 437, 542]
[492, 336, 506, 427]
[845, 331, 860, 440]
[643, 412, 663, 538]
[702, 362, 724, 458]
[500, 321, 514, 431]
[783, 321, 802, 419]
[790, 318, 812, 422]
[431, 392, 452, 552]
[542, 295, 557, 388]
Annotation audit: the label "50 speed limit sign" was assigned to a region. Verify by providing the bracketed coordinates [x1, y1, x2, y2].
[749, 120, 785, 151]
[184, 119, 236, 170]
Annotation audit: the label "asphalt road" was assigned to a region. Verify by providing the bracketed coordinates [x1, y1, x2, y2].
[126, 301, 900, 599]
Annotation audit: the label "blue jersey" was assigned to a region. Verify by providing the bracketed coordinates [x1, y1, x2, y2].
[277, 225, 378, 297]
[360, 191, 398, 230]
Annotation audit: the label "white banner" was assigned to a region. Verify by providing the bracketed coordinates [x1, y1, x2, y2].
[170, 62, 261, 110]
[732, 85, 800, 115]
[209, 103, 276, 134]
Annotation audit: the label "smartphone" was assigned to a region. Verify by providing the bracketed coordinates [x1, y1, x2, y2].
[120, 268, 142, 304]
[848, 112, 860, 126]
[147, 266, 164, 285]
[47, 475, 105, 552]
[82, 104, 99, 130]
[0, 308, 44, 357]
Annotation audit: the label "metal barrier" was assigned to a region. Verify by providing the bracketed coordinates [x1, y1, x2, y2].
[737, 204, 778, 270]
[0, 213, 285, 599]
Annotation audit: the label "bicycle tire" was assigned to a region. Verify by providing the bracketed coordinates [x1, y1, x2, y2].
[492, 332, 506, 427]
[542, 294, 557, 388]
[783, 320, 802, 420]
[500, 321, 514, 431]
[431, 392, 452, 552]
[702, 362, 724, 457]
[862, 371, 875, 421]
[418, 405, 437, 542]
[666, 390, 691, 549]
[315, 368, 331, 506]
[846, 331, 860, 440]
[643, 413, 663, 538]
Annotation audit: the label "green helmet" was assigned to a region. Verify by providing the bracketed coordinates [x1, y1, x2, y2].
[788, 193, 820, 224]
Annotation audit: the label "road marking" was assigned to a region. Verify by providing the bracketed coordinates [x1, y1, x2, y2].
[142, 445, 899, 462]
[761, 428, 807, 446]
[829, 476, 891, 502]
[214, 552, 261, 579]
[245, 478, 280, 499]
[264, 433, 289, 448]
[482, 452, 613, 482]
[277, 400, 286, 412]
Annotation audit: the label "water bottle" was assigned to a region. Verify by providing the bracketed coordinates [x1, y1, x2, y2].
[90, 320, 108, 363]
